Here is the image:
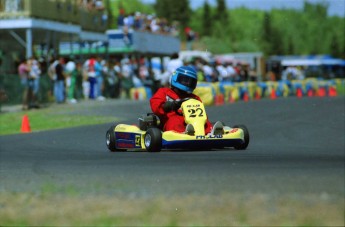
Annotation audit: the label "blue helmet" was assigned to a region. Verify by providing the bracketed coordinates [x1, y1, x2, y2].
[170, 66, 198, 93]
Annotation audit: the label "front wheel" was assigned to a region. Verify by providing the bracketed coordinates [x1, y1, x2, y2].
[106, 125, 120, 152]
[233, 124, 249, 150]
[144, 128, 162, 152]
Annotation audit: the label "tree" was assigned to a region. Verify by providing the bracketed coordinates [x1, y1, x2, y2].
[155, 0, 191, 29]
[287, 36, 294, 55]
[214, 0, 228, 25]
[330, 34, 341, 58]
[270, 26, 284, 55]
[262, 12, 272, 55]
[202, 0, 212, 36]
[303, 1, 329, 19]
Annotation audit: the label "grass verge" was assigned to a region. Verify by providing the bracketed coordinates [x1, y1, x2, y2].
[0, 192, 344, 226]
[0, 104, 118, 135]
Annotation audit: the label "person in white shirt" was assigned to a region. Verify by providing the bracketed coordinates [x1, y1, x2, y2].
[215, 61, 229, 82]
[202, 61, 215, 82]
[161, 52, 183, 86]
[226, 62, 237, 82]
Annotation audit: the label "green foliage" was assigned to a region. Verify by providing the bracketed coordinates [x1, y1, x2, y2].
[214, 0, 228, 25]
[188, 2, 344, 56]
[202, 1, 212, 36]
[109, 0, 344, 56]
[199, 36, 234, 54]
[108, 0, 154, 29]
[155, 0, 191, 29]
[0, 108, 118, 135]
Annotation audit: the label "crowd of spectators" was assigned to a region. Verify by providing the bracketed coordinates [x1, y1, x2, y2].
[117, 9, 180, 37]
[76, 2, 182, 36]
[78, 0, 105, 12]
[15, 53, 258, 110]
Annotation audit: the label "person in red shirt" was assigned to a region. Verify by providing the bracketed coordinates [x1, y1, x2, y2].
[150, 66, 223, 135]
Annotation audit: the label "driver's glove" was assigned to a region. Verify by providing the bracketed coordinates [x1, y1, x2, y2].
[163, 100, 181, 112]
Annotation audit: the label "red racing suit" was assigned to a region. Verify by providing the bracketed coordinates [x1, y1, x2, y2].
[150, 87, 212, 133]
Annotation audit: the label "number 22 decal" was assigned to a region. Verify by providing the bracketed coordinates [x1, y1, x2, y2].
[188, 108, 204, 117]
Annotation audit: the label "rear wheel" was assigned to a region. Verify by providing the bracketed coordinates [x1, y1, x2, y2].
[144, 128, 162, 152]
[233, 124, 249, 150]
[106, 125, 120, 152]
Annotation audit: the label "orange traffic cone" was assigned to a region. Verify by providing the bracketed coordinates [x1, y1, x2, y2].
[243, 91, 249, 102]
[270, 88, 277, 100]
[307, 89, 314, 97]
[254, 90, 261, 100]
[296, 88, 303, 98]
[317, 87, 326, 97]
[21, 115, 31, 133]
[328, 86, 337, 97]
[215, 94, 224, 106]
[228, 92, 235, 103]
[134, 89, 139, 100]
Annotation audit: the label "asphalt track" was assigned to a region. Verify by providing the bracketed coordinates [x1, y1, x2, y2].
[0, 97, 344, 198]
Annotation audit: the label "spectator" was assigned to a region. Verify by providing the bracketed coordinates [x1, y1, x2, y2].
[54, 57, 66, 103]
[249, 67, 258, 82]
[97, 58, 107, 101]
[48, 57, 59, 101]
[170, 21, 180, 37]
[83, 55, 102, 99]
[124, 12, 134, 29]
[225, 62, 237, 82]
[238, 63, 249, 81]
[138, 58, 152, 87]
[104, 60, 118, 98]
[202, 60, 215, 82]
[266, 70, 277, 81]
[161, 52, 183, 86]
[28, 56, 41, 108]
[112, 60, 122, 98]
[17, 58, 30, 110]
[120, 58, 134, 98]
[134, 12, 143, 30]
[74, 62, 83, 100]
[215, 61, 228, 82]
[117, 9, 125, 29]
[286, 66, 305, 80]
[185, 27, 195, 50]
[150, 16, 160, 33]
[65, 57, 78, 104]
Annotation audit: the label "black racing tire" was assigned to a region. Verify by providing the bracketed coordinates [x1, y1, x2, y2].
[233, 124, 250, 150]
[144, 128, 162, 152]
[106, 125, 120, 152]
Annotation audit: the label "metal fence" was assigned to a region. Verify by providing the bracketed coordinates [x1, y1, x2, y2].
[0, 73, 52, 105]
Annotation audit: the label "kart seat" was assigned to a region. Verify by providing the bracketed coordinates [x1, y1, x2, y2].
[138, 113, 161, 131]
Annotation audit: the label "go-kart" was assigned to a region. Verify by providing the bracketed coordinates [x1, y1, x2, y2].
[106, 98, 249, 152]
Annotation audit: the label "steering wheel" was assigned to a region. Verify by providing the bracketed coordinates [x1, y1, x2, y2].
[175, 97, 194, 116]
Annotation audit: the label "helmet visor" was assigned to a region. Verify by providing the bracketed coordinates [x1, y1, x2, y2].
[177, 74, 197, 90]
